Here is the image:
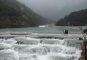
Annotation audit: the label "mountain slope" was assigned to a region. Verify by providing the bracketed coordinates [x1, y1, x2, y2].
[56, 9, 87, 26]
[0, 0, 49, 28]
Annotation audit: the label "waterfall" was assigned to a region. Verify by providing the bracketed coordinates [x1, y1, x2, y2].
[0, 36, 83, 60]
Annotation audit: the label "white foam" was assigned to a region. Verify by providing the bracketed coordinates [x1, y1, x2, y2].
[0, 49, 19, 60]
[14, 37, 40, 44]
[2, 39, 17, 44]
[0, 36, 82, 60]
[0, 43, 12, 49]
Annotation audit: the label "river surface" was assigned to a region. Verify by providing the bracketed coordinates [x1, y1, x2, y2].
[0, 26, 83, 60]
[0, 27, 81, 34]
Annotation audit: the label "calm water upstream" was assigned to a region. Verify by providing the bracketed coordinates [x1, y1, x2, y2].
[0, 27, 81, 34]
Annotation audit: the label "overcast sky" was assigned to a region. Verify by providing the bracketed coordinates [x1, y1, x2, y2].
[18, 0, 87, 21]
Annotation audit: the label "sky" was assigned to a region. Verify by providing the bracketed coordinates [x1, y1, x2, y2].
[18, 0, 87, 21]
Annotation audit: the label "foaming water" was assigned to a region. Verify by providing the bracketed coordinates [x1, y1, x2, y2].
[0, 36, 83, 60]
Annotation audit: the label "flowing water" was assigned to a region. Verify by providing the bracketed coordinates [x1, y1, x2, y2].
[0, 36, 83, 60]
[0, 27, 83, 60]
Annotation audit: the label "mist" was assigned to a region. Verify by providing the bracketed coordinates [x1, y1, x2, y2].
[18, 0, 87, 21]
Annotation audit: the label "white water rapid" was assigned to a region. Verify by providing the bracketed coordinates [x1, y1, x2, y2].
[0, 36, 83, 60]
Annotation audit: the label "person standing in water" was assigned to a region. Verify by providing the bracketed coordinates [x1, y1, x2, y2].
[63, 29, 68, 34]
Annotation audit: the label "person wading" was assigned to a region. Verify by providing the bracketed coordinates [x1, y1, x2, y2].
[63, 29, 68, 34]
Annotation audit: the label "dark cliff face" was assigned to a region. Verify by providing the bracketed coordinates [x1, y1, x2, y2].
[56, 9, 87, 26]
[0, 0, 49, 28]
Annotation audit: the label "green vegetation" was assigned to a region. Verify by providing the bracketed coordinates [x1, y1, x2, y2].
[56, 9, 87, 26]
[0, 0, 49, 28]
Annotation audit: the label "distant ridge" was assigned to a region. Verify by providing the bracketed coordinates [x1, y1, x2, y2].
[56, 9, 87, 26]
[0, 0, 49, 28]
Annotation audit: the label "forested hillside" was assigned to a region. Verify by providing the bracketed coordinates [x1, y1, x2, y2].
[0, 0, 49, 28]
[56, 9, 87, 26]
